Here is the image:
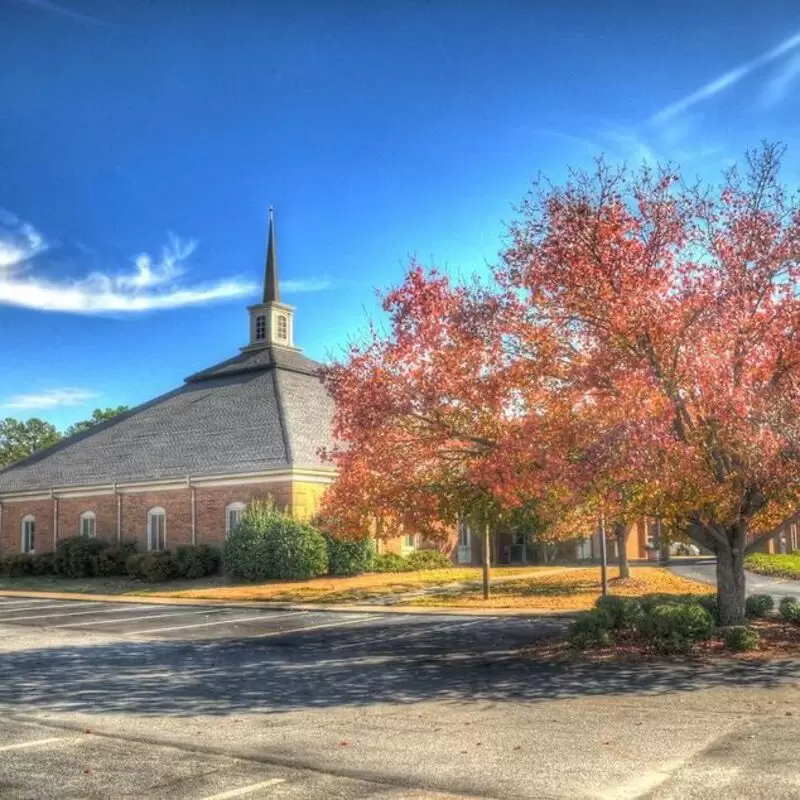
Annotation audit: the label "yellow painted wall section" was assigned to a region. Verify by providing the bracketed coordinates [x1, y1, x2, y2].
[290, 481, 329, 521]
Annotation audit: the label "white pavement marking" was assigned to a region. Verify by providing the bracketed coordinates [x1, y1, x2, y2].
[199, 778, 286, 800]
[52, 608, 225, 629]
[130, 610, 308, 635]
[248, 614, 377, 640]
[0, 736, 72, 751]
[0, 604, 157, 623]
[0, 601, 97, 614]
[327, 617, 486, 651]
[0, 598, 63, 605]
[0, 601, 102, 622]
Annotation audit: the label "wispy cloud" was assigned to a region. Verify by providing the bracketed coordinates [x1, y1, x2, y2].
[2, 388, 97, 410]
[281, 278, 332, 293]
[763, 52, 800, 107]
[12, 0, 114, 27]
[651, 30, 800, 124]
[0, 217, 256, 314]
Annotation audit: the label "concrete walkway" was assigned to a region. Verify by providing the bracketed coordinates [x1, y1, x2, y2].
[668, 559, 800, 602]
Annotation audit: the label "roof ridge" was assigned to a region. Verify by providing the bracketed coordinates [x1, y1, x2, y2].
[271, 368, 294, 465]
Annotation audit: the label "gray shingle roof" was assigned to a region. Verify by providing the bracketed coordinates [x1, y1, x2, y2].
[0, 347, 335, 493]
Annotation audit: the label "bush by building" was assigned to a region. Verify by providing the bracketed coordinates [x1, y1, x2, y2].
[744, 593, 774, 619]
[405, 549, 452, 570]
[325, 535, 375, 576]
[724, 626, 760, 652]
[174, 544, 221, 579]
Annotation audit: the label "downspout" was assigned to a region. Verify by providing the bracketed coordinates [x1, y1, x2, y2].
[52, 488, 58, 551]
[114, 481, 121, 544]
[189, 476, 196, 545]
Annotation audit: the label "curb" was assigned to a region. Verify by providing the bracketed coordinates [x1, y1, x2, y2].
[0, 588, 576, 618]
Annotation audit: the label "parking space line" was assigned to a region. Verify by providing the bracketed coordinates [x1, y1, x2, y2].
[327, 617, 487, 651]
[199, 778, 287, 800]
[130, 610, 308, 635]
[52, 608, 226, 629]
[0, 598, 61, 605]
[249, 614, 377, 640]
[0, 736, 72, 751]
[0, 601, 105, 622]
[0, 601, 97, 614]
[0, 604, 158, 624]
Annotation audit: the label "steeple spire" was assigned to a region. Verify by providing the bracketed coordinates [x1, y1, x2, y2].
[263, 205, 279, 303]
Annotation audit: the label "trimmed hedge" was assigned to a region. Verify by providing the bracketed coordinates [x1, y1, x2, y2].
[372, 553, 415, 573]
[568, 608, 614, 648]
[779, 596, 800, 623]
[54, 535, 109, 578]
[595, 595, 645, 631]
[642, 602, 714, 654]
[222, 501, 328, 581]
[1, 554, 35, 577]
[745, 594, 774, 619]
[325, 536, 375, 576]
[30, 552, 55, 576]
[174, 545, 221, 579]
[405, 549, 452, 570]
[127, 552, 176, 583]
[725, 626, 760, 652]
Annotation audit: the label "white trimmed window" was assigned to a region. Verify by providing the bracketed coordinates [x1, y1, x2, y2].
[255, 314, 267, 341]
[226, 502, 246, 537]
[402, 533, 417, 551]
[80, 511, 96, 538]
[277, 314, 288, 341]
[21, 515, 35, 554]
[147, 507, 166, 552]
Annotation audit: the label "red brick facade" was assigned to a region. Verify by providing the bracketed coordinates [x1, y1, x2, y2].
[0, 481, 298, 555]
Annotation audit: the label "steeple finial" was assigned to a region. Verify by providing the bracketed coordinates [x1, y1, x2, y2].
[263, 205, 279, 303]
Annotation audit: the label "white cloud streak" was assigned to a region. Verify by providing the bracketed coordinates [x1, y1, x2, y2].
[281, 278, 332, 293]
[13, 0, 114, 27]
[0, 219, 256, 314]
[763, 53, 800, 107]
[651, 30, 800, 124]
[2, 388, 97, 410]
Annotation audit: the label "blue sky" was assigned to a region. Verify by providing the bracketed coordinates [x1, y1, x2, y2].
[2, 0, 800, 429]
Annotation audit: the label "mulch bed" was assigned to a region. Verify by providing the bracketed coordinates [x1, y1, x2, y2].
[521, 618, 800, 664]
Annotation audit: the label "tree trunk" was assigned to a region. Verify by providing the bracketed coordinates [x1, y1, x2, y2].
[613, 522, 630, 579]
[482, 524, 491, 600]
[715, 537, 746, 626]
[599, 516, 609, 596]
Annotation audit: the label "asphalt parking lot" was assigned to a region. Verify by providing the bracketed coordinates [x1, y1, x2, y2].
[2, 595, 800, 799]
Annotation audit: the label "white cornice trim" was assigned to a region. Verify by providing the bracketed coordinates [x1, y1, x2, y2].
[0, 467, 335, 503]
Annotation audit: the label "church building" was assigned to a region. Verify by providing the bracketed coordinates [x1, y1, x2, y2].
[0, 212, 337, 555]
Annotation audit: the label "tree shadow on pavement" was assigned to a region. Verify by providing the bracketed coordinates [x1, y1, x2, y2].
[1, 617, 799, 718]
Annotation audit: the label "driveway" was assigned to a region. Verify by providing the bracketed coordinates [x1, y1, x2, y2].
[668, 559, 800, 602]
[2, 596, 800, 798]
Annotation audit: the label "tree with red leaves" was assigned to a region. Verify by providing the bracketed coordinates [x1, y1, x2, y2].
[502, 143, 800, 624]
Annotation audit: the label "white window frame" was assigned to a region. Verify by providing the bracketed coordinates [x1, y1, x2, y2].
[402, 533, 417, 552]
[147, 507, 166, 552]
[255, 314, 267, 341]
[225, 502, 246, 538]
[276, 314, 288, 341]
[80, 511, 96, 538]
[457, 519, 472, 564]
[21, 515, 35, 554]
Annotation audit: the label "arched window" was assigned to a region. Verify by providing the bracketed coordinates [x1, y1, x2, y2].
[80, 511, 96, 538]
[21, 515, 35, 554]
[225, 502, 246, 537]
[147, 507, 166, 552]
[277, 314, 288, 341]
[255, 314, 267, 341]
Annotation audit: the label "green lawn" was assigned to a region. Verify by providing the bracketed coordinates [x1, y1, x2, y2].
[745, 552, 800, 580]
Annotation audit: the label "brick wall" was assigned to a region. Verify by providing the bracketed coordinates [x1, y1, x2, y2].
[0, 480, 301, 555]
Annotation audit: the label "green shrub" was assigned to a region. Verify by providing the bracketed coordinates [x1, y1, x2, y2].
[30, 552, 55, 576]
[778, 596, 800, 623]
[2, 554, 34, 577]
[135, 552, 176, 583]
[222, 500, 328, 581]
[405, 549, 453, 570]
[567, 609, 614, 649]
[594, 595, 645, 631]
[694, 593, 719, 622]
[126, 553, 146, 580]
[642, 602, 714, 654]
[54, 535, 110, 578]
[372, 552, 414, 573]
[174, 545, 221, 579]
[325, 536, 376, 576]
[724, 626, 760, 652]
[92, 544, 137, 577]
[745, 594, 774, 619]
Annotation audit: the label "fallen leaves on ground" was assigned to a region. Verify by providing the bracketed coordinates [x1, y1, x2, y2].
[404, 567, 711, 610]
